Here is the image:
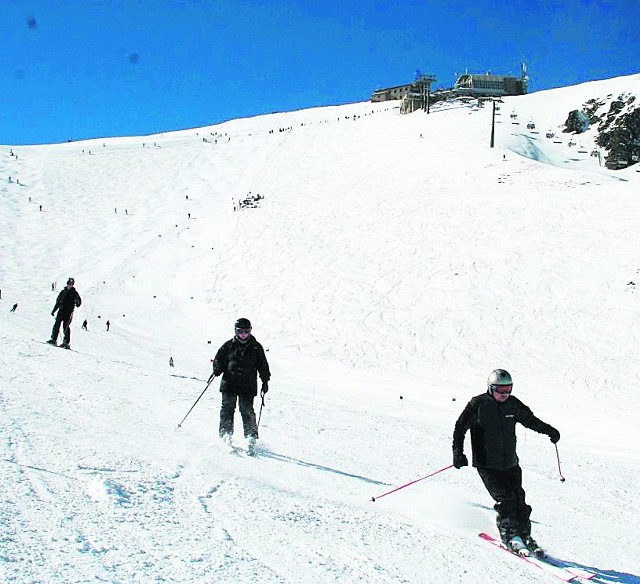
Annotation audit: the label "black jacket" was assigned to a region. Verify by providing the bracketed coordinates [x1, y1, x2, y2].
[212, 335, 270, 396]
[52, 287, 82, 316]
[453, 392, 556, 470]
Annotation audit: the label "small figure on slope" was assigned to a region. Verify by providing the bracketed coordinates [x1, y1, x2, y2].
[452, 369, 560, 556]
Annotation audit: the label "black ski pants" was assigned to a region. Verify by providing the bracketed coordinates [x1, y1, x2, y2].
[51, 311, 74, 345]
[477, 465, 532, 540]
[219, 390, 258, 439]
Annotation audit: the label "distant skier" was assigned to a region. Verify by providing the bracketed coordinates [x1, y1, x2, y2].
[106, 320, 110, 331]
[452, 369, 560, 556]
[210, 318, 270, 454]
[10, 303, 18, 312]
[82, 319, 88, 330]
[169, 356, 174, 367]
[47, 278, 82, 349]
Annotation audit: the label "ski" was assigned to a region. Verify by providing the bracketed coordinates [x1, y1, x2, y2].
[220, 437, 256, 457]
[479, 532, 577, 582]
[39, 340, 74, 351]
[228, 445, 257, 457]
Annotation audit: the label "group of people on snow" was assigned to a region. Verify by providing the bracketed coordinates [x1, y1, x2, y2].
[33, 274, 559, 554]
[206, 316, 559, 554]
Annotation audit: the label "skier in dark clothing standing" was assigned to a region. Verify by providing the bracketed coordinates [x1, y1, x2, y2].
[48, 278, 82, 349]
[452, 369, 560, 556]
[211, 318, 270, 454]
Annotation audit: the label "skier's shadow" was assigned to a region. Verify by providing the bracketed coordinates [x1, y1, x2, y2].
[545, 558, 639, 584]
[259, 449, 391, 487]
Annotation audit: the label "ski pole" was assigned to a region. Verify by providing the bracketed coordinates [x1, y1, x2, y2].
[177, 376, 214, 429]
[371, 464, 454, 502]
[554, 444, 566, 482]
[257, 390, 266, 428]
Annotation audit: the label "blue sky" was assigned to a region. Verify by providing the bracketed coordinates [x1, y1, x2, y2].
[1, 0, 638, 145]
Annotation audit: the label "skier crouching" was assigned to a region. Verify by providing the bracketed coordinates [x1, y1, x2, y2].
[452, 369, 560, 556]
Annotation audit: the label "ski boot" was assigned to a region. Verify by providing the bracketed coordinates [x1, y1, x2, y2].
[523, 535, 544, 558]
[46, 339, 57, 345]
[506, 535, 531, 556]
[60, 343, 71, 350]
[247, 436, 257, 456]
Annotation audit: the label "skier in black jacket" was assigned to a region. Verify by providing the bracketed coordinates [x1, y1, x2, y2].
[48, 277, 82, 349]
[452, 369, 560, 555]
[211, 318, 270, 453]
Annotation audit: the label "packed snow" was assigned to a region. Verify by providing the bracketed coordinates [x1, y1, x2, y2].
[1, 73, 639, 583]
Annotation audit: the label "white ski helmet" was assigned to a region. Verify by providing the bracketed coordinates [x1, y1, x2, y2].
[487, 369, 512, 388]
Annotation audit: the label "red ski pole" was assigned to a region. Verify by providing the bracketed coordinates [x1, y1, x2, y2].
[371, 464, 454, 502]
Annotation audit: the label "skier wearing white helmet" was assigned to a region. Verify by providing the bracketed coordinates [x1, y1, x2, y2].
[452, 369, 560, 556]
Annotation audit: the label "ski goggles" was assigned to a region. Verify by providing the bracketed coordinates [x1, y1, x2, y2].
[490, 384, 513, 394]
[235, 328, 251, 336]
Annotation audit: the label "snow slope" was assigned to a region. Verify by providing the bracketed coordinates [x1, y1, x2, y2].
[1, 74, 639, 583]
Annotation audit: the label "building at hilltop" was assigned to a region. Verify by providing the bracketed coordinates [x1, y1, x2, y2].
[371, 83, 415, 102]
[452, 70, 528, 97]
[371, 64, 529, 111]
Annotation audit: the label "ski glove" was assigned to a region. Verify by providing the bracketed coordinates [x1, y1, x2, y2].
[547, 427, 560, 444]
[453, 451, 468, 469]
[261, 381, 269, 395]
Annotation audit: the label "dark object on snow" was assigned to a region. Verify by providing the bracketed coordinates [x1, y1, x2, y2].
[237, 192, 264, 210]
[10, 303, 18, 312]
[586, 94, 640, 170]
[563, 109, 590, 134]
